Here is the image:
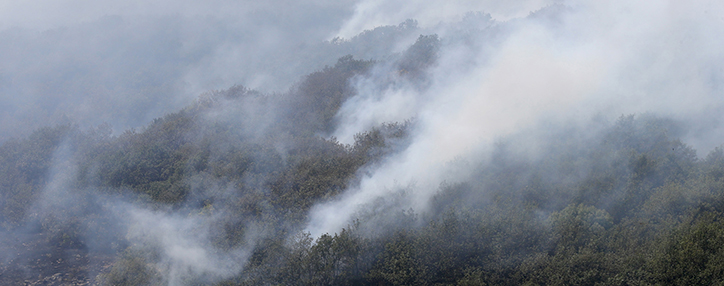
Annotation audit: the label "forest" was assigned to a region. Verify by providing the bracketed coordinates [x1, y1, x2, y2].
[2, 2, 724, 286]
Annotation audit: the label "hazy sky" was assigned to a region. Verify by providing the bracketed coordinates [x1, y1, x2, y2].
[0, 0, 358, 140]
[0, 0, 566, 143]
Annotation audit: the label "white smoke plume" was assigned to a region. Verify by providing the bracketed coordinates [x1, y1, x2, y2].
[122, 206, 257, 285]
[307, 0, 724, 236]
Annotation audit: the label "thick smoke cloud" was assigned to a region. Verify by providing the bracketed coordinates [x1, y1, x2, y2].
[307, 0, 724, 236]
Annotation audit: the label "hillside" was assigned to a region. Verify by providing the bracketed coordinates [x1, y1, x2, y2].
[2, 45, 724, 286]
[2, 3, 724, 286]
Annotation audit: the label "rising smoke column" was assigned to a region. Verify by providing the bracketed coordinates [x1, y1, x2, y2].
[306, 0, 724, 236]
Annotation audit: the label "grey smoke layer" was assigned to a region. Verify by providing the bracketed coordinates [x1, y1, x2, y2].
[0, 0, 359, 141]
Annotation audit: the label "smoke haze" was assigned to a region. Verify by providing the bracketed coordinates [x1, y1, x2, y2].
[0, 0, 358, 141]
[3, 0, 724, 284]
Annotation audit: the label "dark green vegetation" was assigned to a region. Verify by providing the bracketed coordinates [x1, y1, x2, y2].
[2, 34, 724, 286]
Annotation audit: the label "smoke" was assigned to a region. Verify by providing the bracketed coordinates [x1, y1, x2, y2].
[307, 0, 724, 236]
[0, 0, 359, 142]
[121, 206, 256, 285]
[3, 0, 724, 283]
[8, 130, 263, 285]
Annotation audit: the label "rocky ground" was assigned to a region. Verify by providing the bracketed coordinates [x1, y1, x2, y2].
[0, 231, 114, 286]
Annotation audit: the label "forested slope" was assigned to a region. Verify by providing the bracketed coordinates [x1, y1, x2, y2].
[2, 13, 724, 286]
